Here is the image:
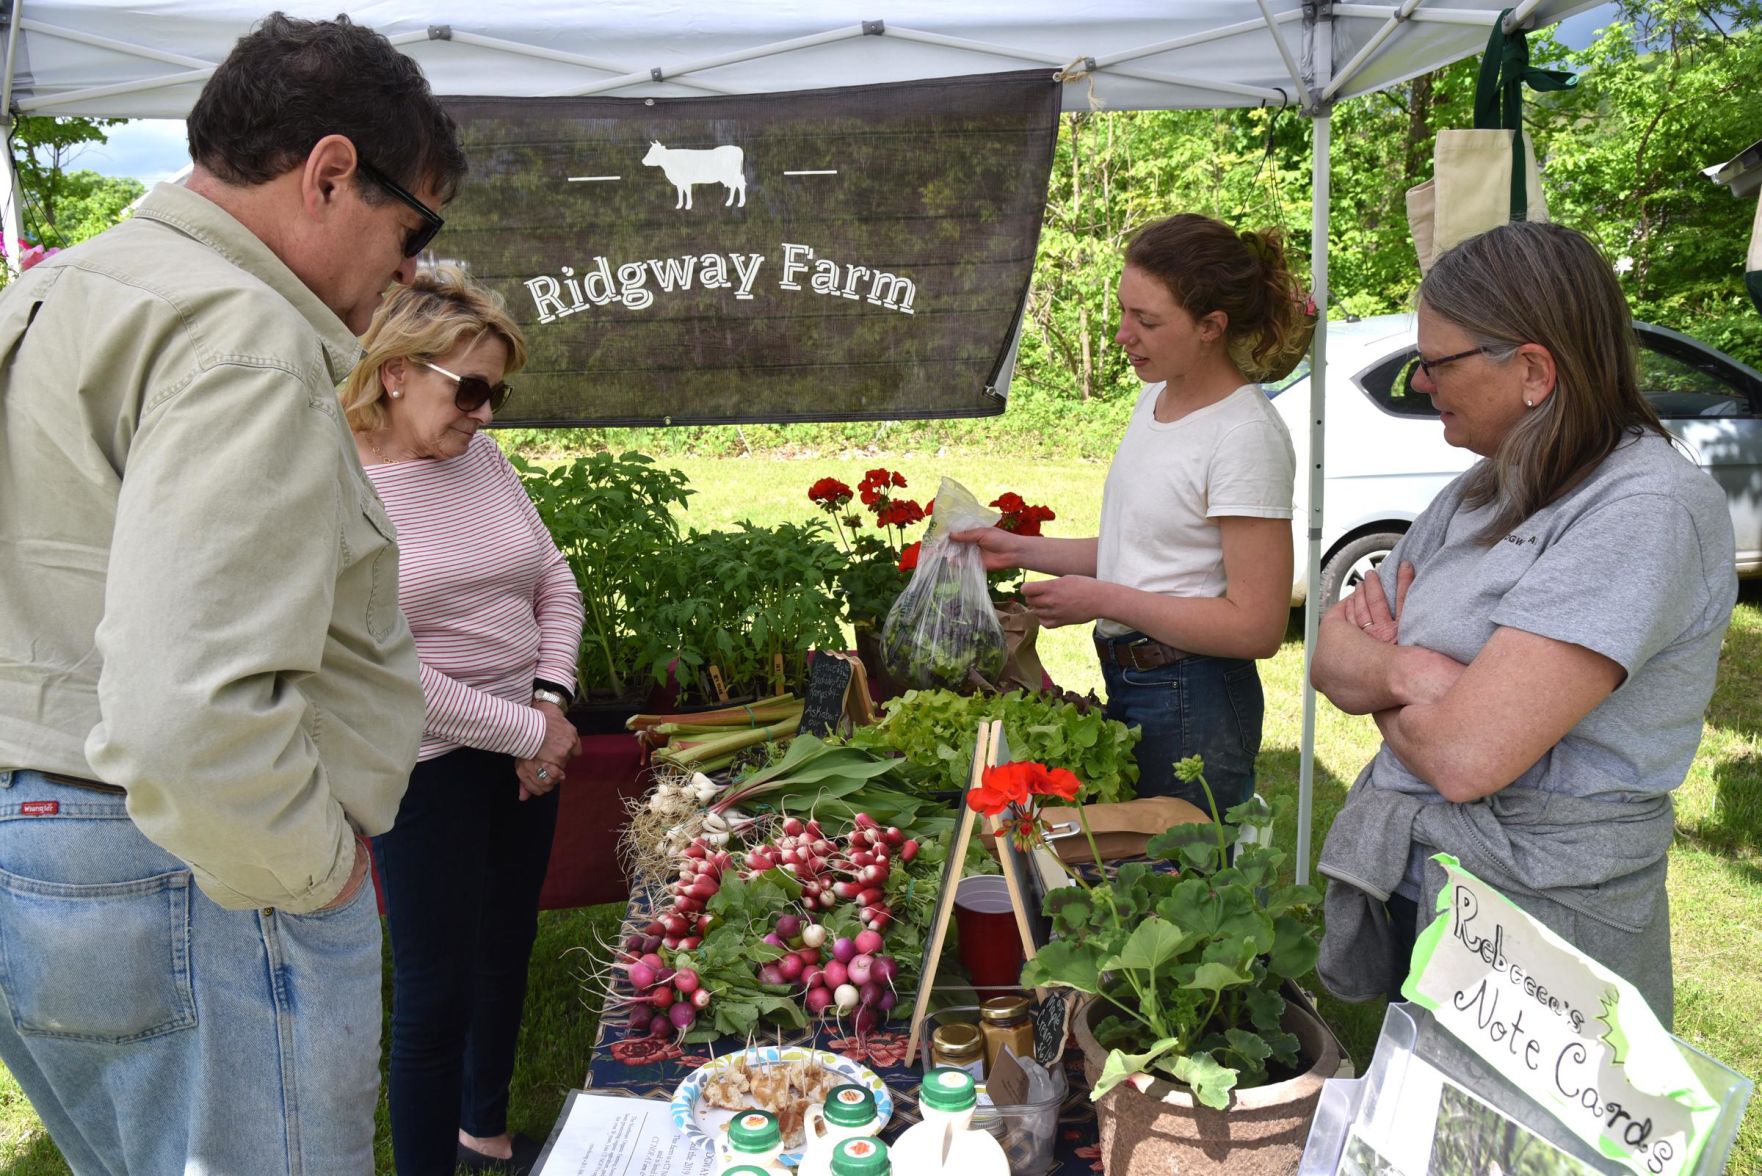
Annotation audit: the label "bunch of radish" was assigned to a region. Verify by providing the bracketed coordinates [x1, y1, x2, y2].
[747, 813, 916, 934]
[779, 921, 900, 1038]
[637, 839, 735, 952]
[615, 949, 710, 1039]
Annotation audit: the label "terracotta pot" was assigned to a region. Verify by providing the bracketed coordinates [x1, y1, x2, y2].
[1071, 991, 1340, 1175]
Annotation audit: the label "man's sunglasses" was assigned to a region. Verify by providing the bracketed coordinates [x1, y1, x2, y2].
[421, 360, 512, 414]
[357, 159, 444, 258]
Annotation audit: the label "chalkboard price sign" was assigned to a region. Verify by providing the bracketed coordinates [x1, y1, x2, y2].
[797, 652, 854, 738]
[1033, 990, 1072, 1067]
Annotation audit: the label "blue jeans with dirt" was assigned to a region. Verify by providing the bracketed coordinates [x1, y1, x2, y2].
[0, 770, 383, 1176]
[1097, 638, 1264, 814]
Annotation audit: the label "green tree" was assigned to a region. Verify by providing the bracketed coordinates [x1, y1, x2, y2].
[7, 116, 144, 252]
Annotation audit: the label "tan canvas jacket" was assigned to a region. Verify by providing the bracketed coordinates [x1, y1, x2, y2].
[0, 183, 425, 912]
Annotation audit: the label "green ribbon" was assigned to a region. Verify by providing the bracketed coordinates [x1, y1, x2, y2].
[1474, 9, 1579, 222]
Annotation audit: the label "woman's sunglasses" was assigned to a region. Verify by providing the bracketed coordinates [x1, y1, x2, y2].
[421, 360, 512, 414]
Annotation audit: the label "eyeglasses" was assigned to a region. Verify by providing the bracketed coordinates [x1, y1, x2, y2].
[356, 159, 444, 258]
[1414, 346, 1487, 381]
[422, 360, 512, 414]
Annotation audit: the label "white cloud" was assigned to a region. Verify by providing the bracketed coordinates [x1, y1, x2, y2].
[76, 119, 189, 186]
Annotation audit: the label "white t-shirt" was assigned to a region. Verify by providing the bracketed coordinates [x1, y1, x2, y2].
[1094, 382, 1296, 638]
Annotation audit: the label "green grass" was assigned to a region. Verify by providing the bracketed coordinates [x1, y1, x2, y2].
[4, 453, 1757, 1172]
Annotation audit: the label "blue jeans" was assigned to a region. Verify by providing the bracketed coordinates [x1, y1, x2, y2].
[0, 771, 382, 1176]
[372, 748, 558, 1175]
[1098, 639, 1264, 814]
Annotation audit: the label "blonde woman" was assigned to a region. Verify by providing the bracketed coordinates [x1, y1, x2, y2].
[342, 265, 585, 1175]
[1311, 222, 1736, 1024]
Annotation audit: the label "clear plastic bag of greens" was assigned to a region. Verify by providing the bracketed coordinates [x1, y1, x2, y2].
[879, 477, 1006, 690]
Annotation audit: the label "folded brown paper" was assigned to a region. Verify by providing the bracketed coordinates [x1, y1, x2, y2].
[1036, 796, 1210, 865]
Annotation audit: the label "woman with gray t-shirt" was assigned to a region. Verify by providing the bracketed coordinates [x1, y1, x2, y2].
[1311, 222, 1736, 1025]
[954, 213, 1308, 808]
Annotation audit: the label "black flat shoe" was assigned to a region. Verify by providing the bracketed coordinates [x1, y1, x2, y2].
[456, 1132, 543, 1175]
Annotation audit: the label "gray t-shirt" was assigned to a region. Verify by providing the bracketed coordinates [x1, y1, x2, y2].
[1367, 431, 1735, 818]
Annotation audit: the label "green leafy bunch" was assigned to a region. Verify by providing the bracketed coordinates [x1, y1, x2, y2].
[511, 451, 693, 701]
[640, 521, 847, 702]
[1021, 758, 1320, 1109]
[844, 688, 1139, 804]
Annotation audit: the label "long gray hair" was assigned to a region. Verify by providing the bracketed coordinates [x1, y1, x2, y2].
[1419, 221, 1666, 543]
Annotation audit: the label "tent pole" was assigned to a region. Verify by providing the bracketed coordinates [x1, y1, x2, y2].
[1, 0, 23, 279]
[1297, 106, 1331, 888]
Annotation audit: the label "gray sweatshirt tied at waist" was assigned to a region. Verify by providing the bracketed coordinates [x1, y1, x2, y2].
[1315, 769, 1677, 1028]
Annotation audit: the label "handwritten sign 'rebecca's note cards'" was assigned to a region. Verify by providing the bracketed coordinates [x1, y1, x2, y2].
[1405, 856, 1717, 1176]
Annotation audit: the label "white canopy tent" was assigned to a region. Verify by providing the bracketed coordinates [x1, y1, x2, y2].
[0, 0, 1601, 882]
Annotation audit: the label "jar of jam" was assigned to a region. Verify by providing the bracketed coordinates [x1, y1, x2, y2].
[979, 996, 1034, 1077]
[930, 1021, 986, 1080]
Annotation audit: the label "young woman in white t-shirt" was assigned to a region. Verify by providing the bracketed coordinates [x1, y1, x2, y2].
[956, 214, 1305, 808]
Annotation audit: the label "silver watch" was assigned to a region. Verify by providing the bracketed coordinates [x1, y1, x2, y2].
[532, 688, 569, 708]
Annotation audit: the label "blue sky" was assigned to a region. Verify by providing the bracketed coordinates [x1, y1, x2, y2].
[76, 4, 1621, 186]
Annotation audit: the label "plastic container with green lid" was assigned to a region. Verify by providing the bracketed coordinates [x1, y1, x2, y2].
[919, 1066, 979, 1113]
[823, 1084, 878, 1128]
[718, 1109, 789, 1173]
[829, 1135, 891, 1175]
[721, 1168, 778, 1176]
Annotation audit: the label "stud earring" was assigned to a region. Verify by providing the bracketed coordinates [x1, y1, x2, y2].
[390, 388, 402, 400]
[1524, 397, 1534, 408]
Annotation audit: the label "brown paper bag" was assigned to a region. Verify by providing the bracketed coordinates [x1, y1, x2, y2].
[993, 600, 1046, 693]
[1036, 797, 1210, 865]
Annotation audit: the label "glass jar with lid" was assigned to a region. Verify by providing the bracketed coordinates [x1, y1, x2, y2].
[978, 995, 1034, 1077]
[930, 1021, 986, 1080]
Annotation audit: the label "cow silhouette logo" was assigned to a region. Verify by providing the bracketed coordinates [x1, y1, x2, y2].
[641, 141, 746, 209]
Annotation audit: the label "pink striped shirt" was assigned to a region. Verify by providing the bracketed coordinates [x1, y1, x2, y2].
[365, 433, 584, 763]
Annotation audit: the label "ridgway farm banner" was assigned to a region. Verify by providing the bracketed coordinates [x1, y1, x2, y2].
[438, 71, 1061, 426]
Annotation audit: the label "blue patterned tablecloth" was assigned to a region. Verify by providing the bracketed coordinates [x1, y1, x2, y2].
[583, 894, 1107, 1173]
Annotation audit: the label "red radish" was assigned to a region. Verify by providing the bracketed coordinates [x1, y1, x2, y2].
[818, 892, 836, 910]
[777, 954, 803, 982]
[823, 960, 849, 989]
[796, 947, 820, 967]
[641, 952, 665, 971]
[832, 880, 862, 901]
[686, 877, 718, 901]
[803, 967, 826, 990]
[859, 981, 882, 1007]
[852, 813, 877, 830]
[679, 936, 701, 951]
[674, 896, 701, 915]
[669, 1003, 696, 1031]
[872, 956, 899, 985]
[899, 839, 919, 864]
[654, 967, 675, 986]
[857, 865, 886, 887]
[648, 1015, 672, 1039]
[745, 850, 774, 871]
[853, 1004, 879, 1038]
[884, 826, 903, 846]
[831, 937, 857, 964]
[761, 933, 784, 949]
[854, 929, 884, 956]
[774, 913, 802, 940]
[673, 968, 700, 995]
[757, 963, 786, 987]
[651, 987, 675, 1009]
[805, 986, 834, 1016]
[690, 987, 712, 1010]
[878, 990, 898, 1014]
[628, 1005, 653, 1032]
[783, 816, 805, 836]
[857, 887, 884, 908]
[860, 907, 891, 932]
[846, 955, 873, 986]
[661, 936, 680, 951]
[628, 962, 656, 991]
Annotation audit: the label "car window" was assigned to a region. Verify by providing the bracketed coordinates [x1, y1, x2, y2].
[1356, 348, 1440, 418]
[1260, 359, 1310, 398]
[1637, 331, 1760, 418]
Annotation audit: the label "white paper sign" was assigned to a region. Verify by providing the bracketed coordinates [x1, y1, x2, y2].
[1404, 856, 1717, 1176]
[534, 1091, 718, 1176]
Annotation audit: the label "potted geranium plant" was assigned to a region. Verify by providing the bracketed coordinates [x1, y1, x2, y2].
[977, 756, 1338, 1176]
[513, 450, 694, 729]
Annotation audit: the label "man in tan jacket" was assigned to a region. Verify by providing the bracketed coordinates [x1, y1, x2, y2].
[0, 13, 460, 1173]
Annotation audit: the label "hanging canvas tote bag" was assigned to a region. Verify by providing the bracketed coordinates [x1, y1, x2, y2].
[1407, 9, 1576, 272]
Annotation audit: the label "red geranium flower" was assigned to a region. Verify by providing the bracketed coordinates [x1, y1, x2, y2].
[969, 762, 1035, 816]
[808, 477, 854, 508]
[898, 541, 921, 572]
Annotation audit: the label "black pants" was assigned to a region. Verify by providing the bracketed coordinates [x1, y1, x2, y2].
[371, 747, 560, 1175]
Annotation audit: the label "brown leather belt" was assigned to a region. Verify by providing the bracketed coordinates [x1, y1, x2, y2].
[37, 771, 126, 795]
[1094, 636, 1190, 671]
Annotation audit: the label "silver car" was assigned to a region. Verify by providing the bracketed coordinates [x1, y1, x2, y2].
[1270, 313, 1762, 607]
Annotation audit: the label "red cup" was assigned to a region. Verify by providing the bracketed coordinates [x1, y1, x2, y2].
[953, 875, 1025, 996]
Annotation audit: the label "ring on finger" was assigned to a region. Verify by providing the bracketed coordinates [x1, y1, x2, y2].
[536, 768, 549, 781]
